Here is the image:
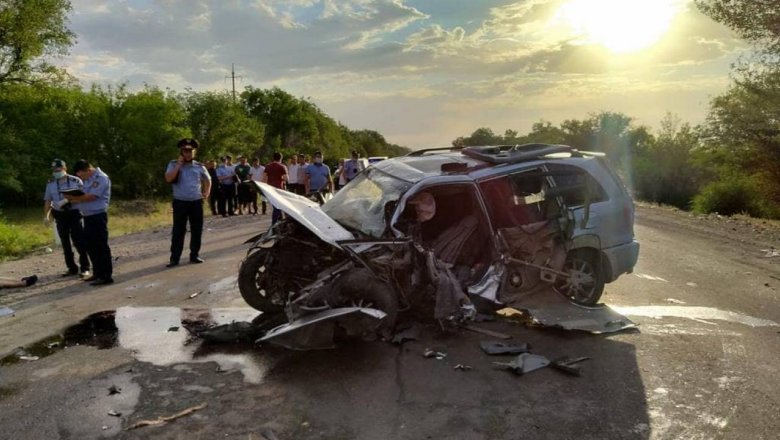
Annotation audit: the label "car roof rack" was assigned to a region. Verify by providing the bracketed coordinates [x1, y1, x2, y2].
[406, 146, 464, 157]
[461, 143, 577, 164]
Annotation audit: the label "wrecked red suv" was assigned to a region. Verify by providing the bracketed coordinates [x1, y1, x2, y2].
[241, 144, 639, 349]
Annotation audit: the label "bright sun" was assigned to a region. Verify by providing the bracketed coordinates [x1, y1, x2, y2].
[554, 0, 681, 53]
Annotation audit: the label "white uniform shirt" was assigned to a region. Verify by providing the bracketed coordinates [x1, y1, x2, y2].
[249, 165, 265, 182]
[287, 164, 300, 184]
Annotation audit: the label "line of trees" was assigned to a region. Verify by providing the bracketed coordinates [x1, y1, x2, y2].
[0, 83, 409, 204]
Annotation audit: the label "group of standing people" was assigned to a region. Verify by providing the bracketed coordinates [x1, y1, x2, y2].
[206, 155, 266, 217]
[44, 159, 114, 286]
[261, 150, 337, 224]
[41, 140, 368, 284]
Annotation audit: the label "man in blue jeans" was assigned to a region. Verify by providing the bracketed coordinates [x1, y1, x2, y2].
[64, 160, 114, 286]
[164, 138, 212, 267]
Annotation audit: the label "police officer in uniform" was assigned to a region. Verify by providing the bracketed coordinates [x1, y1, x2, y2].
[164, 138, 211, 267]
[65, 160, 113, 286]
[43, 159, 91, 277]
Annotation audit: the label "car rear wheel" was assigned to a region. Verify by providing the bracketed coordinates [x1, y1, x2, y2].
[554, 249, 605, 305]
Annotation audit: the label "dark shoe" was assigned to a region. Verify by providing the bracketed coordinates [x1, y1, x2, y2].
[61, 270, 78, 277]
[90, 278, 114, 286]
[82, 275, 98, 282]
[189, 257, 204, 264]
[22, 275, 38, 286]
[166, 261, 180, 268]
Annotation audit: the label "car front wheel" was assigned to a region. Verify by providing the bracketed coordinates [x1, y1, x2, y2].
[554, 249, 605, 305]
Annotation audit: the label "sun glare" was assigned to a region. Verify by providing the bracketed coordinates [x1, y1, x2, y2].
[554, 0, 681, 53]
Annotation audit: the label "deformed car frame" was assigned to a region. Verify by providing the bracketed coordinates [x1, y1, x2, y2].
[239, 144, 640, 349]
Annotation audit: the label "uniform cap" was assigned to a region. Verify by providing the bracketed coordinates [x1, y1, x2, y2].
[177, 138, 199, 150]
[51, 159, 66, 169]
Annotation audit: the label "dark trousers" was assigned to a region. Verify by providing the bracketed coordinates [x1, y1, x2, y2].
[53, 209, 90, 272]
[218, 184, 234, 215]
[271, 205, 282, 224]
[83, 212, 112, 280]
[170, 199, 204, 263]
[208, 190, 218, 215]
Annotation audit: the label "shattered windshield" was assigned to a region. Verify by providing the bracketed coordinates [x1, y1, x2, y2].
[322, 168, 412, 237]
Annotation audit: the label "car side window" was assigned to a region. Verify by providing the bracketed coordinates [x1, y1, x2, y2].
[479, 169, 547, 229]
[547, 164, 607, 207]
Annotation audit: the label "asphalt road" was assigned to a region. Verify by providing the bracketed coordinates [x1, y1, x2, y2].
[0, 206, 778, 440]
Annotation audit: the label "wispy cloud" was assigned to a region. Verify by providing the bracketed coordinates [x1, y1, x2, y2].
[62, 0, 746, 147]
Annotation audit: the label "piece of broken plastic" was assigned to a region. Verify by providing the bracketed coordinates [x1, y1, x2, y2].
[494, 353, 550, 375]
[480, 340, 531, 355]
[550, 356, 590, 376]
[259, 307, 387, 350]
[391, 323, 421, 344]
[513, 288, 636, 334]
[423, 348, 447, 359]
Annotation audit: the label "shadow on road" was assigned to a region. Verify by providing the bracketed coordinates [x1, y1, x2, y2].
[263, 321, 649, 439]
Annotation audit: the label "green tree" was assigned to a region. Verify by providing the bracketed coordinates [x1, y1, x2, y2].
[696, 1, 780, 55]
[184, 90, 265, 160]
[0, 0, 75, 84]
[633, 113, 702, 208]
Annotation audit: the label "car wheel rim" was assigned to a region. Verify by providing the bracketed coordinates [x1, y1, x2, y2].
[558, 258, 597, 303]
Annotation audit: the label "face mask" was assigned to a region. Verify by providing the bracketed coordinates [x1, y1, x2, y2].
[314, 158, 323, 164]
[53, 171, 66, 179]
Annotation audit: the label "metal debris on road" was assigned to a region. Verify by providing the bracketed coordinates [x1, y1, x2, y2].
[453, 364, 472, 371]
[494, 353, 550, 375]
[423, 348, 447, 360]
[187, 291, 201, 299]
[125, 403, 207, 430]
[18, 355, 39, 361]
[391, 323, 421, 345]
[550, 356, 590, 376]
[761, 248, 779, 258]
[480, 340, 530, 355]
[199, 321, 261, 344]
[460, 324, 511, 339]
[107, 410, 122, 417]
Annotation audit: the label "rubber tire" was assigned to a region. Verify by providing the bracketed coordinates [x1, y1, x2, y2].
[238, 248, 286, 314]
[555, 249, 605, 305]
[331, 269, 399, 336]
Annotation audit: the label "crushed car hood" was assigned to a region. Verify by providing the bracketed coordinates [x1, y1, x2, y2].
[252, 182, 354, 248]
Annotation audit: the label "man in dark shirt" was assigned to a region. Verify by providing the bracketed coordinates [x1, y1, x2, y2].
[235, 155, 252, 215]
[206, 160, 219, 216]
[262, 152, 288, 225]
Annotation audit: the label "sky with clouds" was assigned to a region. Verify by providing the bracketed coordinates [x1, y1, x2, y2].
[61, 0, 746, 148]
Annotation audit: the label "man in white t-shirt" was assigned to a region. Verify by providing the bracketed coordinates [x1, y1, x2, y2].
[249, 157, 266, 215]
[287, 155, 300, 195]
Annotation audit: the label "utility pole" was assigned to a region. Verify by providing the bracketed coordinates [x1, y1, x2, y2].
[225, 63, 242, 103]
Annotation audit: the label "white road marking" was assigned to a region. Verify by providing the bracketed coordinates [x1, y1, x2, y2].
[610, 305, 778, 327]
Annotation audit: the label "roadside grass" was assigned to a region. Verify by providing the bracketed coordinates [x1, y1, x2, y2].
[0, 200, 172, 261]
